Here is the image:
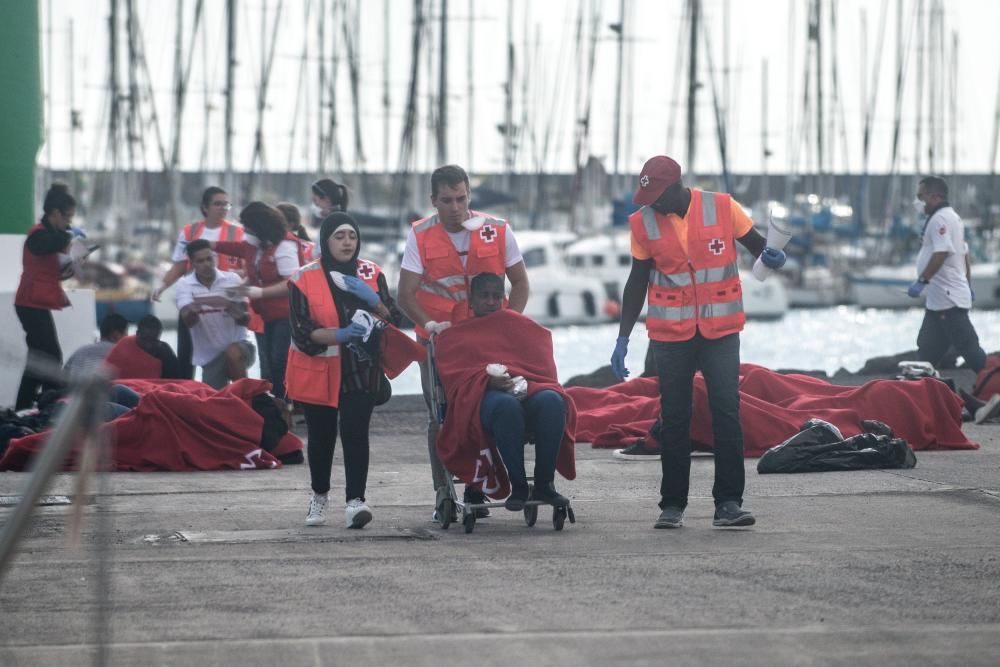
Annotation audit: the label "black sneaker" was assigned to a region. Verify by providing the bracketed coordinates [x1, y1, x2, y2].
[713, 501, 755, 527]
[464, 487, 490, 518]
[612, 440, 661, 461]
[654, 506, 684, 529]
[504, 484, 530, 512]
[531, 482, 569, 507]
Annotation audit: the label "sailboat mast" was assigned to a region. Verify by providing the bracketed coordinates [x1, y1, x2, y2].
[503, 0, 514, 185]
[437, 0, 448, 165]
[68, 18, 77, 193]
[224, 0, 236, 192]
[612, 0, 625, 186]
[383, 0, 391, 171]
[168, 0, 184, 234]
[466, 0, 474, 169]
[761, 59, 769, 206]
[989, 64, 1000, 227]
[686, 0, 699, 181]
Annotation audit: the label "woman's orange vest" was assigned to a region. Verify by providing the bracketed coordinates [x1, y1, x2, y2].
[629, 189, 745, 342]
[412, 212, 507, 338]
[183, 219, 245, 273]
[285, 258, 384, 407]
[15, 223, 69, 310]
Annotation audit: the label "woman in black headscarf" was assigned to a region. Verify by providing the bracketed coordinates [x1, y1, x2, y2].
[286, 212, 402, 529]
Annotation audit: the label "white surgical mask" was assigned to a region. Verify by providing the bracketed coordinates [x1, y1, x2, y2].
[462, 216, 486, 231]
[913, 198, 925, 215]
[310, 203, 326, 219]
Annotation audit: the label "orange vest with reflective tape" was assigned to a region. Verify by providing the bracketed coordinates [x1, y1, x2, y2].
[412, 212, 507, 338]
[284, 262, 342, 408]
[629, 189, 745, 342]
[15, 223, 69, 310]
[184, 219, 245, 272]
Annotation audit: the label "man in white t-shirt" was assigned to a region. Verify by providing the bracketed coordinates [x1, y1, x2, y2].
[396, 164, 530, 521]
[175, 239, 255, 389]
[907, 176, 986, 372]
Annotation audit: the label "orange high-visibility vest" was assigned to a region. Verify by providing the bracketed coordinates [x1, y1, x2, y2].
[183, 219, 245, 273]
[629, 189, 745, 342]
[412, 211, 507, 339]
[284, 257, 385, 407]
[285, 262, 342, 408]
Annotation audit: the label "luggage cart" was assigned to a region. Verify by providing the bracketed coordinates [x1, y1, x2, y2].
[427, 338, 576, 534]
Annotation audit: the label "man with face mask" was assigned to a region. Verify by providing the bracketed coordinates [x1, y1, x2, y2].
[908, 176, 986, 374]
[610, 155, 786, 530]
[396, 164, 530, 522]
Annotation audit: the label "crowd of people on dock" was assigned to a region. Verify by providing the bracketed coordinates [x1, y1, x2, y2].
[11, 158, 993, 532]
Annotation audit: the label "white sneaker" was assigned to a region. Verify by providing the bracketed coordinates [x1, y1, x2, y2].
[974, 394, 1000, 424]
[305, 493, 328, 526]
[345, 498, 373, 529]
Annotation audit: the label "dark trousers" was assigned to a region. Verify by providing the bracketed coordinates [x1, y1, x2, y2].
[262, 318, 291, 399]
[15, 306, 62, 410]
[480, 389, 566, 488]
[652, 332, 745, 510]
[917, 307, 987, 373]
[176, 317, 195, 380]
[304, 392, 375, 502]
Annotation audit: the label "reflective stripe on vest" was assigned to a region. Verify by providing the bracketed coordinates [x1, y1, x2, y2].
[700, 191, 718, 228]
[648, 304, 696, 320]
[641, 207, 660, 241]
[413, 214, 439, 233]
[694, 263, 739, 284]
[419, 280, 466, 302]
[650, 268, 691, 288]
[700, 299, 743, 318]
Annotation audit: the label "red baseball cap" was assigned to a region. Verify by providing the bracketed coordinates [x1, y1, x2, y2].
[633, 156, 682, 205]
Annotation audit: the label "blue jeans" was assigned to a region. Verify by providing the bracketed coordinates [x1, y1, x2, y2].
[652, 332, 745, 510]
[262, 318, 291, 399]
[479, 389, 565, 488]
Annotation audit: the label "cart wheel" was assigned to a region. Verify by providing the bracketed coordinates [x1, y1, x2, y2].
[567, 506, 576, 524]
[553, 506, 566, 531]
[438, 498, 454, 530]
[524, 504, 538, 527]
[463, 513, 476, 534]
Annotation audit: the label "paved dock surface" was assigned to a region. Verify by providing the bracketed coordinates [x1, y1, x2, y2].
[1, 391, 999, 666]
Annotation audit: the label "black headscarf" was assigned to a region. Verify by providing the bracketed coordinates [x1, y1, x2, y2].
[318, 212, 369, 319]
[317, 212, 382, 394]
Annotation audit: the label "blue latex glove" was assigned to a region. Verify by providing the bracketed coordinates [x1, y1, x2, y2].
[610, 336, 630, 381]
[342, 275, 380, 306]
[69, 226, 87, 239]
[334, 321, 368, 343]
[760, 247, 786, 270]
[907, 280, 926, 298]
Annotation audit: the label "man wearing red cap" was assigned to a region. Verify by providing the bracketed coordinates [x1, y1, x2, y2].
[610, 155, 786, 530]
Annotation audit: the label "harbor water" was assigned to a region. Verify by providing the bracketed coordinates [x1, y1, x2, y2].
[162, 306, 1000, 396]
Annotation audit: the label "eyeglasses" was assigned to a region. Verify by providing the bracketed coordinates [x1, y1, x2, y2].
[211, 202, 232, 210]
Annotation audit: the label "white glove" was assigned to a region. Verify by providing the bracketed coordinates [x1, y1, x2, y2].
[152, 285, 166, 302]
[424, 320, 451, 335]
[246, 285, 264, 300]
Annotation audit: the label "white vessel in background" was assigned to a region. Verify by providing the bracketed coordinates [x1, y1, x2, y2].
[516, 230, 615, 326]
[565, 231, 789, 320]
[969, 261, 1000, 308]
[848, 265, 920, 308]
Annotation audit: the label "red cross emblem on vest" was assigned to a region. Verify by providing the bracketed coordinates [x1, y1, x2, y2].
[479, 224, 497, 243]
[357, 262, 374, 279]
[708, 238, 726, 255]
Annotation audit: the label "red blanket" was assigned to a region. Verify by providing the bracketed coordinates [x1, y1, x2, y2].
[380, 325, 425, 379]
[434, 310, 576, 498]
[567, 364, 977, 455]
[0, 379, 303, 472]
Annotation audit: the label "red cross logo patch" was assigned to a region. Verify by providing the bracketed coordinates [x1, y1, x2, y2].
[937, 225, 947, 236]
[708, 238, 726, 255]
[479, 224, 497, 243]
[357, 262, 375, 279]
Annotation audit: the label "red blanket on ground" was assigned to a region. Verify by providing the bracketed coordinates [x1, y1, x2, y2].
[434, 310, 576, 499]
[567, 364, 977, 455]
[0, 379, 303, 472]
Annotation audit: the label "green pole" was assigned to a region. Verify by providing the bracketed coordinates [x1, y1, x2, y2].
[0, 1, 42, 235]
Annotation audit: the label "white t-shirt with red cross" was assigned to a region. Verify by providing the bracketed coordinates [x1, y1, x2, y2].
[916, 205, 972, 311]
